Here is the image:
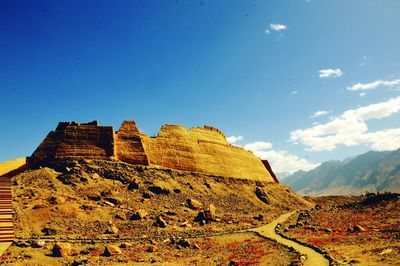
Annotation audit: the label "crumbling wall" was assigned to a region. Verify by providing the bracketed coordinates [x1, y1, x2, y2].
[28, 121, 114, 167]
[140, 125, 274, 182]
[28, 120, 276, 182]
[115, 121, 149, 165]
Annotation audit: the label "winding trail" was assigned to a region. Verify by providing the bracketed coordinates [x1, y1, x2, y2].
[250, 212, 329, 266]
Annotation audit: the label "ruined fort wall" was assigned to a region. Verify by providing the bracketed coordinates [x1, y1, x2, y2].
[140, 125, 274, 182]
[28, 122, 115, 167]
[115, 121, 149, 165]
[28, 121, 276, 183]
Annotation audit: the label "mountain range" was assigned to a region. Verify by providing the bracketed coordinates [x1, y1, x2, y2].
[282, 149, 400, 196]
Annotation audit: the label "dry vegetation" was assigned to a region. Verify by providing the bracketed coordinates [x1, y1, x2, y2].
[1, 159, 310, 265]
[280, 194, 400, 265]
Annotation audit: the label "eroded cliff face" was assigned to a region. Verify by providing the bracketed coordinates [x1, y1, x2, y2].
[28, 120, 275, 182]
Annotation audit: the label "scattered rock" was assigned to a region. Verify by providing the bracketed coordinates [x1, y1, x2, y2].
[52, 242, 72, 257]
[101, 188, 113, 197]
[105, 225, 119, 234]
[177, 238, 190, 248]
[105, 197, 120, 205]
[103, 245, 123, 256]
[71, 258, 89, 266]
[379, 248, 393, 255]
[15, 241, 29, 248]
[128, 180, 139, 190]
[254, 214, 264, 221]
[192, 243, 200, 249]
[146, 245, 157, 253]
[80, 249, 90, 255]
[42, 227, 57, 236]
[156, 216, 167, 228]
[142, 192, 152, 199]
[131, 209, 148, 220]
[49, 196, 65, 204]
[104, 201, 115, 207]
[186, 199, 203, 210]
[87, 191, 101, 201]
[32, 240, 46, 248]
[148, 185, 170, 195]
[120, 242, 132, 248]
[353, 225, 366, 232]
[255, 187, 270, 204]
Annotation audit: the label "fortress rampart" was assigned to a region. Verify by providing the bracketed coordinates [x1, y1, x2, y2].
[28, 120, 277, 182]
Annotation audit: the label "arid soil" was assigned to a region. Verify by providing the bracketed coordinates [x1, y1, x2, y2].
[1, 159, 310, 265]
[0, 232, 301, 265]
[280, 194, 400, 265]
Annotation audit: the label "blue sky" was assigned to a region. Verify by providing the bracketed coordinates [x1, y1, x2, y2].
[1, 0, 400, 174]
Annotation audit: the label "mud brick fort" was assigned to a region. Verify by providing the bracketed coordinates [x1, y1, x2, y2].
[28, 121, 278, 183]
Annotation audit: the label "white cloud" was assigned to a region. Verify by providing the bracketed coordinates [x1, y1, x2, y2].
[227, 135, 243, 144]
[310, 110, 330, 118]
[290, 96, 400, 151]
[360, 92, 367, 97]
[291, 90, 298, 95]
[266, 23, 288, 34]
[319, 68, 343, 78]
[347, 79, 400, 91]
[244, 141, 272, 151]
[360, 55, 368, 66]
[244, 141, 318, 174]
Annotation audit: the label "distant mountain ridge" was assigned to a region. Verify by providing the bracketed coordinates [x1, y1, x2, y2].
[283, 149, 400, 196]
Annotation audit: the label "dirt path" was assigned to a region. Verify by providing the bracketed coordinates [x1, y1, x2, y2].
[250, 212, 329, 266]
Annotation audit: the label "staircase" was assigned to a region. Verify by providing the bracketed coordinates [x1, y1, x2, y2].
[0, 174, 13, 256]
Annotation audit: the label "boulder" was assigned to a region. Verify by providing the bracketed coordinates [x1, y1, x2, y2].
[52, 242, 72, 257]
[353, 225, 366, 232]
[196, 204, 217, 222]
[131, 209, 148, 220]
[42, 227, 57, 236]
[146, 245, 157, 253]
[186, 199, 203, 210]
[148, 185, 170, 195]
[32, 240, 46, 248]
[255, 187, 270, 204]
[103, 245, 123, 256]
[49, 196, 66, 204]
[87, 191, 101, 201]
[177, 238, 190, 248]
[156, 216, 167, 228]
[128, 180, 139, 190]
[105, 225, 119, 234]
[101, 188, 113, 197]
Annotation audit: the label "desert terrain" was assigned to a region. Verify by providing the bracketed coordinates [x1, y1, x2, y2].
[1, 159, 310, 265]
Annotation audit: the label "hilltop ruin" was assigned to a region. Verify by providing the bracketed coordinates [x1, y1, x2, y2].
[28, 120, 277, 182]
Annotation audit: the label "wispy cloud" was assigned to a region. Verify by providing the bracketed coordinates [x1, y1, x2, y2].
[318, 68, 343, 78]
[226, 135, 243, 144]
[360, 55, 368, 66]
[266, 23, 288, 34]
[291, 90, 298, 95]
[290, 96, 400, 151]
[243, 141, 318, 174]
[310, 110, 330, 118]
[347, 79, 400, 91]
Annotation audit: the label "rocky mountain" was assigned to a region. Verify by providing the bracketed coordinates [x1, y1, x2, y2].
[283, 149, 400, 195]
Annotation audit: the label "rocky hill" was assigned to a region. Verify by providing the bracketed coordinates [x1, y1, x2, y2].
[3, 158, 311, 265]
[283, 149, 400, 195]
